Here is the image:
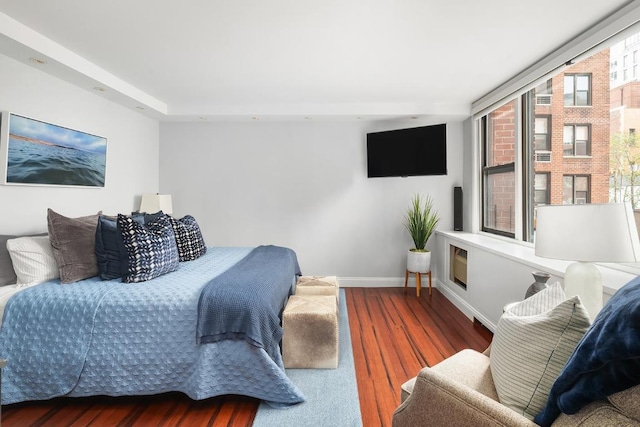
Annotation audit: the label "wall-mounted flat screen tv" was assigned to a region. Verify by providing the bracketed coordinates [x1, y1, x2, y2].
[366, 123, 447, 178]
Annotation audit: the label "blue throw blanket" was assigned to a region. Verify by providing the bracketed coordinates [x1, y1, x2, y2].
[535, 276, 640, 426]
[196, 245, 301, 360]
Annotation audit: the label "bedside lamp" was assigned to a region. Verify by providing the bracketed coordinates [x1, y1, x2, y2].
[139, 193, 173, 215]
[534, 203, 640, 320]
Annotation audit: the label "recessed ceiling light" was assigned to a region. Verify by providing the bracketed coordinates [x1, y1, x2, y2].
[93, 86, 106, 92]
[29, 57, 46, 65]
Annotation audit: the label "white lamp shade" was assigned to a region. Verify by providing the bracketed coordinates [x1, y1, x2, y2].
[535, 203, 640, 263]
[139, 194, 173, 215]
[535, 202, 640, 320]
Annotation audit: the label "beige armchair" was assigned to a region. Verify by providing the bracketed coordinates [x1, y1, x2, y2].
[392, 347, 640, 427]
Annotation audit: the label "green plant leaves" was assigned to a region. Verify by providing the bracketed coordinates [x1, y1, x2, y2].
[404, 194, 440, 250]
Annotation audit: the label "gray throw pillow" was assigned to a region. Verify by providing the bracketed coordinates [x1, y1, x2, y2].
[47, 208, 101, 283]
[490, 282, 591, 420]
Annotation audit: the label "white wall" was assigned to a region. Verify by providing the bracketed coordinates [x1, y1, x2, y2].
[0, 54, 159, 234]
[160, 119, 464, 283]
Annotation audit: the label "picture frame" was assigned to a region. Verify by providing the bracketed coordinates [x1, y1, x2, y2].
[0, 112, 107, 188]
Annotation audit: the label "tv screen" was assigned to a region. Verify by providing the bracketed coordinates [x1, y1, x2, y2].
[366, 123, 447, 178]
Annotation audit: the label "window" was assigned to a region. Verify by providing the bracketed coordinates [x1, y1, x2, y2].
[563, 124, 590, 156]
[534, 173, 550, 205]
[535, 80, 552, 105]
[534, 115, 551, 151]
[563, 175, 590, 204]
[564, 74, 591, 106]
[482, 99, 517, 237]
[476, 15, 640, 274]
[481, 50, 609, 241]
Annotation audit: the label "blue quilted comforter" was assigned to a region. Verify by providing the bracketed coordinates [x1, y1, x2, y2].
[0, 247, 304, 406]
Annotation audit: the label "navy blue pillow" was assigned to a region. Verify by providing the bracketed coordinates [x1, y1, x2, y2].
[535, 276, 640, 426]
[140, 210, 165, 224]
[169, 215, 207, 262]
[95, 214, 144, 280]
[117, 214, 179, 283]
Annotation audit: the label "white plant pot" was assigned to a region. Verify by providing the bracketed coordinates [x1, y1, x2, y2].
[407, 250, 431, 273]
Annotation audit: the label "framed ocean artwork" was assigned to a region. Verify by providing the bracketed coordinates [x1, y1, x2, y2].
[0, 112, 107, 187]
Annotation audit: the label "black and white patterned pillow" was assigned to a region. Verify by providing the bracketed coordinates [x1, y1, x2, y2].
[169, 215, 207, 261]
[117, 213, 179, 283]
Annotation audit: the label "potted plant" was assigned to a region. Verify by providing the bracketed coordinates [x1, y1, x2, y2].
[404, 194, 440, 273]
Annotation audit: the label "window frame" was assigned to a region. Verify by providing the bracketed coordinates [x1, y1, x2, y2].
[564, 73, 592, 106]
[563, 123, 591, 156]
[563, 174, 591, 204]
[534, 114, 552, 151]
[481, 114, 518, 239]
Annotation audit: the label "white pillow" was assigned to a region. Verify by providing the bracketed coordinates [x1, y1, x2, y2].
[490, 282, 591, 420]
[6, 236, 59, 285]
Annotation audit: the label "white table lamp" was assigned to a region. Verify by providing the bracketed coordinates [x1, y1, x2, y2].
[139, 194, 173, 215]
[535, 203, 640, 320]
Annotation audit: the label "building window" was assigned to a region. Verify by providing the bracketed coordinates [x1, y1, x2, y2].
[535, 79, 552, 104]
[563, 175, 590, 204]
[564, 74, 591, 106]
[563, 124, 590, 156]
[534, 173, 550, 205]
[534, 115, 551, 151]
[482, 100, 517, 237]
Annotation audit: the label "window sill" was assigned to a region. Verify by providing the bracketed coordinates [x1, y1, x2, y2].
[563, 155, 592, 159]
[437, 230, 636, 296]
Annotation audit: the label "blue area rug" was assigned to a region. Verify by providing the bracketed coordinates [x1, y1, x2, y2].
[253, 289, 362, 426]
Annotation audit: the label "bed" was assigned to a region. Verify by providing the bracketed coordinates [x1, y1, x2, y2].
[0, 245, 305, 407]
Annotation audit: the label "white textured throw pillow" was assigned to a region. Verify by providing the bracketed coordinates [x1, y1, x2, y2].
[490, 282, 591, 420]
[6, 236, 59, 285]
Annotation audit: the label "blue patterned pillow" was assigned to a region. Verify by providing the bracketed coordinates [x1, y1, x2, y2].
[117, 214, 179, 283]
[95, 214, 144, 280]
[169, 215, 207, 262]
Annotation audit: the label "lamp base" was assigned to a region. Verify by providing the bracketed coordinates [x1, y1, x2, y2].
[564, 262, 602, 321]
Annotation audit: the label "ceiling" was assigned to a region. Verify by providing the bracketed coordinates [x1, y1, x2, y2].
[0, 1, 632, 122]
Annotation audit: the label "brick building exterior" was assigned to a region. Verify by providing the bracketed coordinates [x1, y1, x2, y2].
[534, 49, 611, 206]
[486, 100, 516, 233]
[485, 50, 611, 235]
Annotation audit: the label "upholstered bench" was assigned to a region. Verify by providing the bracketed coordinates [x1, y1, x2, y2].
[295, 275, 340, 302]
[283, 295, 339, 369]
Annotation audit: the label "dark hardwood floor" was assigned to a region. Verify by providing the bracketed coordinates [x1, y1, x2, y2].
[2, 287, 492, 427]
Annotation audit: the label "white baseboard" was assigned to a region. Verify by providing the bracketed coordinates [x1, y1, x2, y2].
[337, 276, 437, 289]
[435, 278, 497, 332]
[337, 277, 405, 287]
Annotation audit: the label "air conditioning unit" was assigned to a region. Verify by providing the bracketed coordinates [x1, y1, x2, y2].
[536, 95, 552, 105]
[535, 151, 552, 162]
